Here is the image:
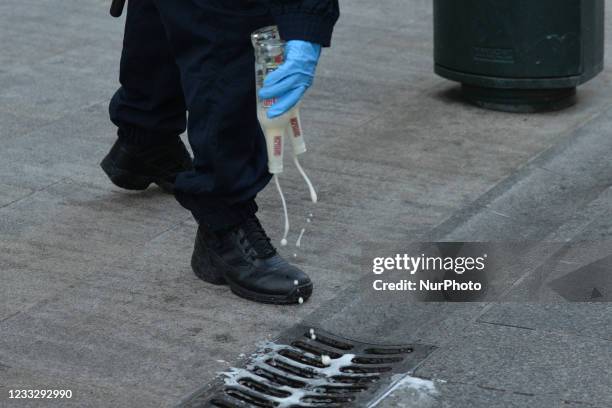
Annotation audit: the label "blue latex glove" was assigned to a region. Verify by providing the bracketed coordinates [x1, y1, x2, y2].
[259, 40, 321, 119]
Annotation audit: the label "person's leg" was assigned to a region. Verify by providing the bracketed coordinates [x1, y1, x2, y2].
[109, 0, 186, 144]
[152, 1, 312, 304]
[153, 0, 274, 229]
[103, 0, 192, 192]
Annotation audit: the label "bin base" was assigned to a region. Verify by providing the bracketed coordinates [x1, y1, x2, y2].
[461, 85, 577, 113]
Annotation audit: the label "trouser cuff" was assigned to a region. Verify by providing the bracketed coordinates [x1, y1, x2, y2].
[117, 127, 181, 147]
[176, 194, 259, 231]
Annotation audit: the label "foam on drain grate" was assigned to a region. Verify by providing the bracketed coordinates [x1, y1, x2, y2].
[178, 325, 436, 408]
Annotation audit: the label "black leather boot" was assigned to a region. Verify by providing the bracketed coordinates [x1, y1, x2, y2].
[191, 216, 313, 305]
[100, 138, 193, 193]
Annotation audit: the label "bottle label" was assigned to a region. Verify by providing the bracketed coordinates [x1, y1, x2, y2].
[263, 98, 277, 108]
[273, 135, 282, 156]
[290, 117, 301, 137]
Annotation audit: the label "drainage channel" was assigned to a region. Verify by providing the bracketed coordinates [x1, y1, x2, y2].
[177, 325, 436, 408]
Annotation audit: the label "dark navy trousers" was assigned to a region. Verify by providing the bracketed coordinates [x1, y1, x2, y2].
[109, 0, 275, 230]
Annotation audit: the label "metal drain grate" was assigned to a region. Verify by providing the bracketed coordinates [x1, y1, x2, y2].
[178, 325, 436, 408]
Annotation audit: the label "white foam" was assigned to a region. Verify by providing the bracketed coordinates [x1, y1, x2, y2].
[367, 373, 439, 407]
[221, 342, 357, 408]
[321, 355, 331, 366]
[274, 175, 290, 246]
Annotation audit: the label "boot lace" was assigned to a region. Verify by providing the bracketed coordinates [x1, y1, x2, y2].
[241, 217, 277, 259]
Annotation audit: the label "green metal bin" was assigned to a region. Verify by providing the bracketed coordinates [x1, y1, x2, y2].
[434, 0, 604, 112]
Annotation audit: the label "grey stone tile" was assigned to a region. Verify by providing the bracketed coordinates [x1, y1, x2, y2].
[434, 108, 612, 241]
[0, 267, 332, 401]
[538, 106, 612, 184]
[0, 0, 122, 70]
[415, 323, 612, 407]
[0, 365, 161, 408]
[0, 178, 183, 238]
[491, 241, 612, 303]
[0, 53, 116, 122]
[0, 105, 115, 190]
[0, 267, 70, 321]
[0, 110, 51, 140]
[0, 192, 190, 319]
[480, 303, 612, 342]
[0, 286, 274, 400]
[377, 379, 601, 408]
[546, 187, 612, 241]
[0, 184, 34, 208]
[315, 301, 484, 347]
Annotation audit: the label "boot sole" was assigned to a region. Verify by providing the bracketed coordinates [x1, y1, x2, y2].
[227, 277, 313, 305]
[191, 236, 313, 304]
[100, 155, 175, 193]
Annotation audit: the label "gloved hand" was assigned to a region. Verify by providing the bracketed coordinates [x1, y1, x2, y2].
[259, 40, 322, 119]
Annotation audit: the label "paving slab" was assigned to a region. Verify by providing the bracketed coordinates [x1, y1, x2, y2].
[480, 303, 612, 343]
[0, 365, 160, 408]
[547, 186, 612, 241]
[0, 0, 121, 70]
[376, 378, 604, 408]
[415, 323, 612, 407]
[0, 110, 51, 141]
[0, 59, 113, 123]
[429, 104, 612, 242]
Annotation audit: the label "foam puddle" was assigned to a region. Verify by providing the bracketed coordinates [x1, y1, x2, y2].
[221, 341, 357, 408]
[367, 373, 439, 408]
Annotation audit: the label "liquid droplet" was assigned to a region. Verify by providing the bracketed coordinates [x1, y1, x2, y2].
[281, 238, 288, 246]
[298, 297, 304, 304]
[321, 355, 331, 366]
[309, 329, 316, 340]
